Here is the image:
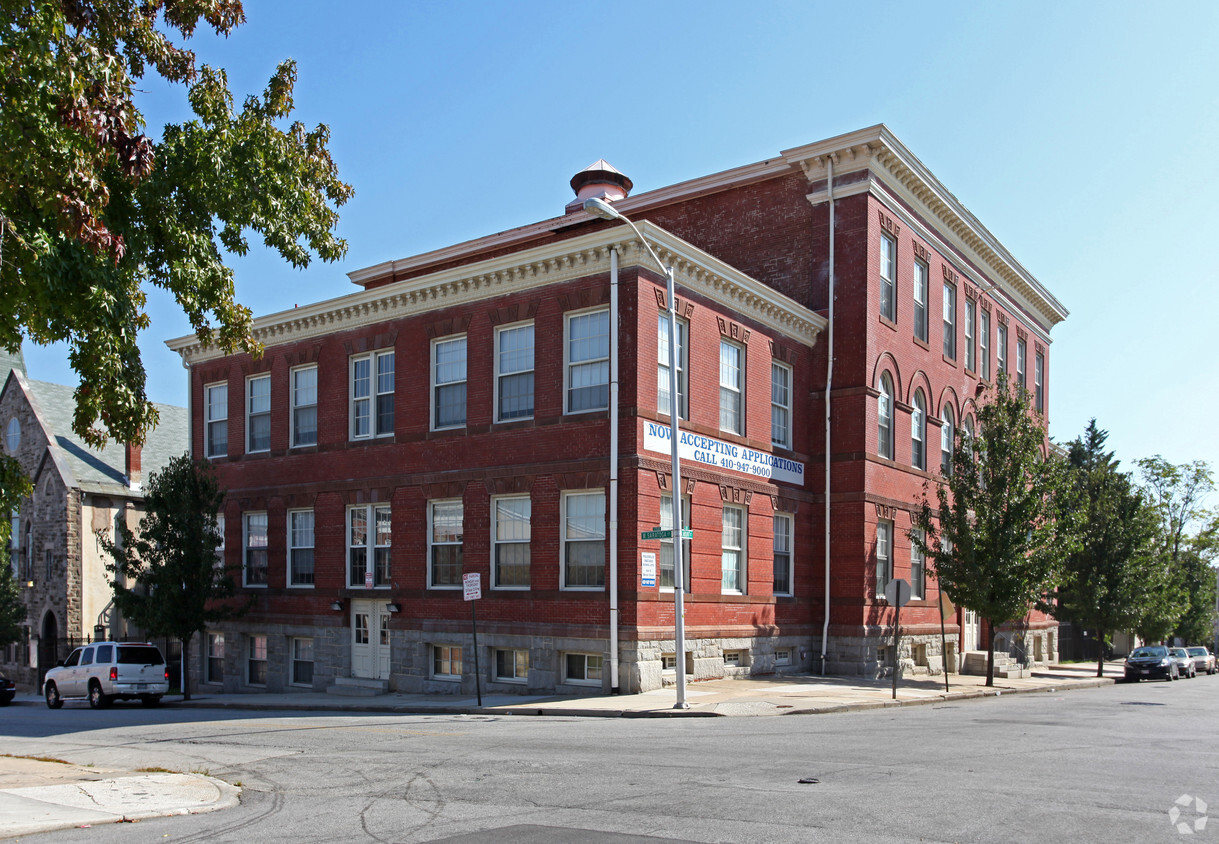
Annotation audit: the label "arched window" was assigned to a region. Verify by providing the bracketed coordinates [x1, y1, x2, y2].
[878, 374, 894, 460]
[962, 416, 975, 462]
[940, 403, 955, 476]
[4, 418, 18, 453]
[911, 389, 926, 470]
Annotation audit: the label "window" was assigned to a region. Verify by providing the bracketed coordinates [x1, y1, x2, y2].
[997, 323, 1008, 374]
[719, 340, 744, 435]
[214, 514, 225, 570]
[288, 509, 315, 587]
[562, 490, 605, 589]
[432, 336, 467, 429]
[911, 389, 926, 470]
[910, 529, 925, 600]
[429, 500, 463, 587]
[942, 283, 956, 360]
[659, 494, 691, 591]
[913, 259, 928, 342]
[290, 365, 317, 447]
[496, 323, 534, 421]
[291, 638, 314, 686]
[979, 310, 991, 381]
[723, 650, 743, 666]
[23, 524, 31, 580]
[204, 383, 227, 458]
[1035, 351, 1045, 414]
[876, 520, 893, 597]
[433, 645, 462, 679]
[492, 496, 529, 588]
[247, 635, 267, 686]
[879, 233, 896, 321]
[351, 350, 395, 439]
[962, 416, 975, 462]
[877, 373, 894, 460]
[564, 652, 603, 685]
[4, 417, 19, 454]
[773, 513, 793, 596]
[1016, 338, 1027, 390]
[206, 633, 224, 684]
[657, 313, 688, 419]
[771, 361, 792, 449]
[775, 648, 793, 667]
[44, 548, 52, 579]
[495, 648, 529, 682]
[246, 374, 270, 453]
[566, 308, 610, 413]
[964, 299, 976, 371]
[940, 404, 955, 477]
[243, 512, 268, 587]
[348, 505, 391, 588]
[721, 505, 745, 594]
[7, 510, 18, 573]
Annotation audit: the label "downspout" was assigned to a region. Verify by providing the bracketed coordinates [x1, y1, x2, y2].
[609, 247, 620, 694]
[182, 356, 192, 693]
[821, 156, 835, 676]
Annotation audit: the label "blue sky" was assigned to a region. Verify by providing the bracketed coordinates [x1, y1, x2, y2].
[21, 0, 1219, 475]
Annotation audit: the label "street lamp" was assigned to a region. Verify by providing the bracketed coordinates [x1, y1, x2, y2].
[584, 196, 689, 710]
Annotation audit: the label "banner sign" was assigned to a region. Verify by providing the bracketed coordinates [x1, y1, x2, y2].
[642, 420, 805, 485]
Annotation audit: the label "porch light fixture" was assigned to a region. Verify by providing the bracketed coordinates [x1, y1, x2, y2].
[584, 196, 690, 710]
[386, 602, 401, 613]
[330, 599, 344, 612]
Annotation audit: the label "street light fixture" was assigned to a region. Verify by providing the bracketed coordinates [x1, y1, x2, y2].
[585, 197, 690, 710]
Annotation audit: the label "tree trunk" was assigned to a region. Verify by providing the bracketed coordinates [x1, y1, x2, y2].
[986, 622, 995, 687]
[181, 634, 192, 701]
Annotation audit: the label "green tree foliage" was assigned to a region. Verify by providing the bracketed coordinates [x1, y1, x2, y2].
[101, 454, 245, 699]
[0, 0, 352, 448]
[0, 456, 32, 648]
[1052, 421, 1162, 676]
[912, 372, 1073, 686]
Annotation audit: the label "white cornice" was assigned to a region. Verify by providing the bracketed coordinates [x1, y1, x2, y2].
[168, 223, 826, 363]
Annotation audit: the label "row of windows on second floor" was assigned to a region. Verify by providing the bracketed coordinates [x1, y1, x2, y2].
[201, 308, 799, 459]
[221, 490, 798, 599]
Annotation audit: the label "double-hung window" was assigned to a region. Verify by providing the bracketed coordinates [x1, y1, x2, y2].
[964, 299, 976, 371]
[942, 283, 956, 360]
[657, 313, 688, 419]
[1035, 351, 1045, 413]
[659, 494, 691, 591]
[495, 649, 529, 682]
[979, 310, 991, 381]
[997, 323, 1008, 374]
[496, 323, 534, 421]
[877, 374, 894, 459]
[771, 361, 792, 449]
[913, 260, 929, 342]
[348, 505, 391, 588]
[910, 529, 925, 600]
[566, 308, 610, 413]
[243, 512, 268, 587]
[246, 374, 270, 453]
[773, 513, 793, 596]
[205, 383, 227, 458]
[719, 340, 744, 435]
[721, 505, 745, 594]
[290, 366, 317, 447]
[940, 404, 955, 477]
[432, 337, 467, 430]
[351, 350, 395, 439]
[876, 519, 893, 597]
[206, 633, 224, 684]
[433, 645, 462, 679]
[288, 509, 315, 587]
[492, 496, 530, 588]
[291, 638, 314, 686]
[879, 233, 896, 322]
[1016, 338, 1027, 390]
[561, 490, 605, 589]
[247, 635, 267, 686]
[911, 389, 926, 471]
[429, 500, 463, 588]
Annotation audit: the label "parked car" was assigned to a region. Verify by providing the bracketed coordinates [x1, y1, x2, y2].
[1124, 645, 1179, 681]
[1185, 646, 1217, 675]
[1169, 647, 1196, 679]
[43, 642, 169, 709]
[0, 673, 15, 705]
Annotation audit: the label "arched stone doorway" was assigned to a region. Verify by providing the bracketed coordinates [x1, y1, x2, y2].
[38, 611, 59, 691]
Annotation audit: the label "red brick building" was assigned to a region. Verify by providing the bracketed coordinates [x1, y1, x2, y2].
[168, 125, 1067, 695]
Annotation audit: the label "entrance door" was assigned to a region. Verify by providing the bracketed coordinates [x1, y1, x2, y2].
[351, 600, 390, 680]
[962, 609, 980, 654]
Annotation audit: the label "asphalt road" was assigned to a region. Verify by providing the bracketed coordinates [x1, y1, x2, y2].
[3, 675, 1216, 843]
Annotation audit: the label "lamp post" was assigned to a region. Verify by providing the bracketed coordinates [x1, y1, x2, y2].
[584, 197, 689, 709]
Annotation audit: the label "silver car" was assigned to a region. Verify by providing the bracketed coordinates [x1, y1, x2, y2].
[1169, 647, 1196, 679]
[1186, 646, 1217, 675]
[44, 642, 169, 709]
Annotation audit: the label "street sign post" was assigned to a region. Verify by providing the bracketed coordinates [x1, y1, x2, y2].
[463, 572, 482, 706]
[884, 578, 912, 700]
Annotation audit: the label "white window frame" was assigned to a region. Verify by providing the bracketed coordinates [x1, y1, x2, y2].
[979, 310, 991, 381]
[773, 512, 794, 596]
[719, 339, 744, 435]
[1016, 338, 1027, 390]
[943, 283, 956, 360]
[879, 232, 896, 322]
[204, 382, 227, 459]
[4, 417, 19, 453]
[347, 504, 392, 589]
[997, 323, 1008, 374]
[564, 652, 604, 686]
[878, 373, 894, 460]
[491, 495, 530, 589]
[431, 335, 467, 431]
[659, 493, 691, 592]
[350, 349, 395, 440]
[561, 490, 606, 590]
[911, 389, 926, 471]
[287, 509, 315, 588]
[565, 307, 610, 414]
[289, 365, 318, 448]
[657, 313, 688, 420]
[245, 373, 271, 454]
[940, 404, 955, 477]
[1035, 350, 1045, 413]
[290, 637, 314, 687]
[913, 259, 928, 342]
[771, 361, 792, 449]
[205, 632, 224, 684]
[428, 499, 464, 589]
[910, 529, 925, 600]
[247, 634, 267, 686]
[242, 512, 268, 587]
[876, 519, 893, 598]
[494, 648, 529, 682]
[965, 298, 976, 371]
[721, 504, 745, 595]
[432, 644, 463, 680]
[495, 321, 535, 422]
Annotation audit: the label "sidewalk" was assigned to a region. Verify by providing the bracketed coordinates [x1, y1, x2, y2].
[0, 662, 1127, 838]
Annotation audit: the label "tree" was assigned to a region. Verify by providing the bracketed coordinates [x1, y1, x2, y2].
[0, 1, 352, 448]
[1052, 421, 1161, 676]
[0, 457, 32, 648]
[101, 454, 244, 700]
[911, 372, 1072, 686]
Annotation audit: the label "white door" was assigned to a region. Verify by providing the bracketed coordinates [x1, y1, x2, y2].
[351, 600, 391, 680]
[962, 609, 980, 654]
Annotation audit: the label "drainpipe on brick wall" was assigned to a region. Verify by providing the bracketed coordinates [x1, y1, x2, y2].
[609, 246, 620, 694]
[821, 156, 836, 676]
[183, 359, 193, 459]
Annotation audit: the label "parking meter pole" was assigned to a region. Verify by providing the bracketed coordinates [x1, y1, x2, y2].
[892, 602, 900, 701]
[471, 601, 482, 708]
[939, 581, 949, 694]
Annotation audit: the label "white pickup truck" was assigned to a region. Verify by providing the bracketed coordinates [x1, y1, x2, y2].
[43, 642, 170, 708]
